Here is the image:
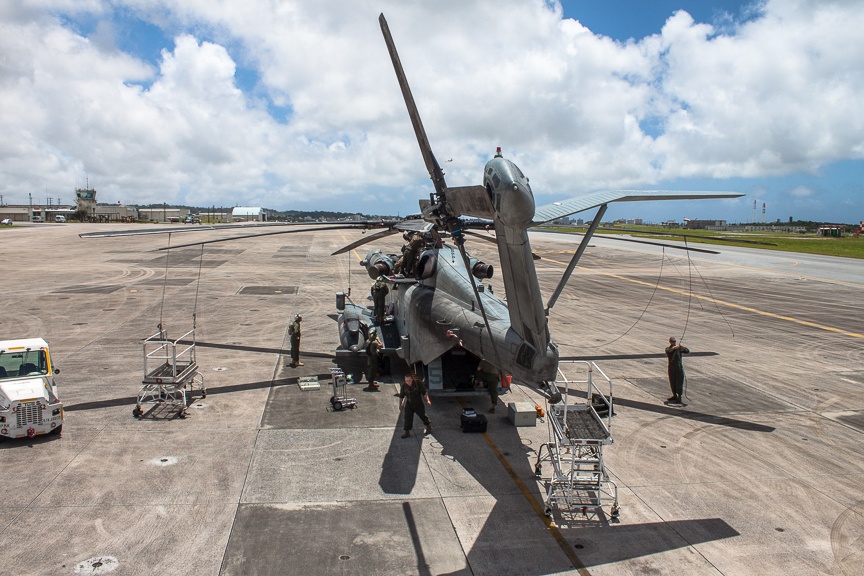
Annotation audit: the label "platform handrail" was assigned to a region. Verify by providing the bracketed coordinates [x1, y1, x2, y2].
[143, 327, 197, 381]
[554, 360, 614, 435]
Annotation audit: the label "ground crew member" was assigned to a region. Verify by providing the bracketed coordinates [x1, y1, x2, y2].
[288, 313, 303, 367]
[401, 233, 426, 277]
[399, 372, 431, 437]
[366, 329, 382, 390]
[475, 359, 500, 413]
[665, 336, 689, 403]
[371, 277, 389, 325]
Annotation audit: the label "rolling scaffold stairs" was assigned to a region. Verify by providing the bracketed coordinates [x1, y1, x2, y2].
[133, 325, 206, 419]
[534, 360, 619, 520]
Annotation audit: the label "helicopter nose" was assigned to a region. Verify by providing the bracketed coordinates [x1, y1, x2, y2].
[497, 180, 535, 228]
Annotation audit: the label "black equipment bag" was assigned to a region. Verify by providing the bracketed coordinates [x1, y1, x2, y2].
[460, 408, 487, 433]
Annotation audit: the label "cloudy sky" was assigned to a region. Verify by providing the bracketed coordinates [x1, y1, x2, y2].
[1, 0, 862, 224]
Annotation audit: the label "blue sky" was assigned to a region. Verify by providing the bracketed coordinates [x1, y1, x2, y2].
[1, 1, 862, 224]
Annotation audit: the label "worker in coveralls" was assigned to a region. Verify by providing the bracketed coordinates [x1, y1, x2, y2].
[288, 313, 303, 367]
[371, 277, 389, 325]
[404, 233, 426, 276]
[365, 328, 382, 390]
[475, 359, 500, 413]
[399, 372, 432, 438]
[665, 336, 689, 404]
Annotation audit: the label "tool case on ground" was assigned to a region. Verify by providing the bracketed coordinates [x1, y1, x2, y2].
[460, 408, 487, 433]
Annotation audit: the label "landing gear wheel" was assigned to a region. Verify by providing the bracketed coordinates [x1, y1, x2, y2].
[333, 401, 343, 411]
[50, 424, 63, 436]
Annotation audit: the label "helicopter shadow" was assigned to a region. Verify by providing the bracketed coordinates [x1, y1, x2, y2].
[377, 372, 739, 573]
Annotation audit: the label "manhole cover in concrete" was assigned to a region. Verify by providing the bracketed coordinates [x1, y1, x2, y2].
[74, 556, 119, 574]
[150, 456, 179, 466]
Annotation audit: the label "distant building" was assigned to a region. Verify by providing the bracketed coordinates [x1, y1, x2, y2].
[685, 219, 727, 231]
[817, 225, 844, 237]
[139, 207, 190, 223]
[94, 203, 138, 223]
[198, 210, 231, 223]
[0, 204, 76, 223]
[232, 207, 266, 222]
[76, 188, 97, 219]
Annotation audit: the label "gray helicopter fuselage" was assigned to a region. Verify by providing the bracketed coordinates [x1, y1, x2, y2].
[345, 239, 557, 384]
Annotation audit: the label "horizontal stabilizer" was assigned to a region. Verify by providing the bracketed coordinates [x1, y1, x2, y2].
[533, 190, 743, 226]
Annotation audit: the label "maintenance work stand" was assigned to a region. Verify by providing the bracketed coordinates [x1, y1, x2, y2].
[534, 360, 619, 520]
[134, 326, 206, 418]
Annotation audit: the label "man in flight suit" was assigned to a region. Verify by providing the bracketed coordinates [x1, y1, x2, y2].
[399, 372, 432, 438]
[365, 328, 382, 390]
[371, 277, 389, 325]
[475, 359, 500, 413]
[665, 336, 689, 404]
[288, 313, 303, 367]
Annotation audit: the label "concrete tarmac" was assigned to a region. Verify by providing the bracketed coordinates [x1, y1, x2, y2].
[1, 223, 862, 575]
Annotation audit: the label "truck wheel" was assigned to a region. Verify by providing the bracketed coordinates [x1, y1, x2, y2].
[50, 425, 63, 436]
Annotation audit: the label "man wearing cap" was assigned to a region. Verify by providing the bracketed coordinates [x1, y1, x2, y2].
[665, 336, 689, 404]
[288, 314, 303, 367]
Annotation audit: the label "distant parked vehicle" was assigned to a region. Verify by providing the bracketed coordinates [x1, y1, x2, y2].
[184, 215, 201, 224]
[55, 215, 67, 223]
[0, 219, 12, 226]
[32, 216, 44, 223]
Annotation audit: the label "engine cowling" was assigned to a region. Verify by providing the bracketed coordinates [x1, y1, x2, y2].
[362, 250, 395, 280]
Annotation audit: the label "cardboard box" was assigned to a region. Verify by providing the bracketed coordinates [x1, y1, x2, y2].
[508, 402, 537, 427]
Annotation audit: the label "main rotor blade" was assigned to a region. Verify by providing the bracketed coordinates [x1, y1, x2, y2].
[154, 224, 382, 251]
[80, 222, 272, 238]
[379, 13, 447, 197]
[80, 220, 395, 239]
[585, 227, 777, 246]
[577, 233, 721, 254]
[331, 228, 401, 255]
[462, 230, 498, 245]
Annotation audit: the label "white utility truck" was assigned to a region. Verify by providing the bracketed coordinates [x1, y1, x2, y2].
[0, 338, 64, 440]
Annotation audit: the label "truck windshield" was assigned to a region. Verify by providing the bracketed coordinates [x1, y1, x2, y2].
[0, 350, 48, 378]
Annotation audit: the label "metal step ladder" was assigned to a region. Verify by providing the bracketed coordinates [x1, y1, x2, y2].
[534, 360, 619, 520]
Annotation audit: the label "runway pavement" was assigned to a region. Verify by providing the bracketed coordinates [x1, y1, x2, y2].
[1, 223, 862, 575]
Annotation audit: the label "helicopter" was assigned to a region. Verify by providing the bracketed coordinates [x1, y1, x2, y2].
[329, 14, 742, 391]
[80, 14, 742, 393]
